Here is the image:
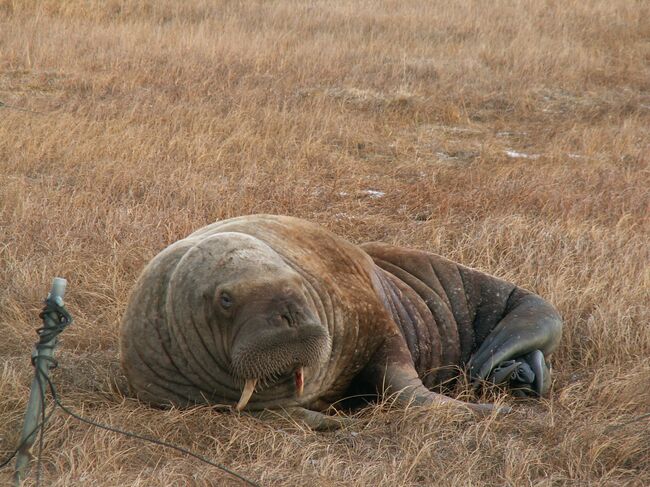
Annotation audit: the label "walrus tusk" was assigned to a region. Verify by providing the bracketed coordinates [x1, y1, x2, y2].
[236, 378, 257, 411]
[295, 367, 304, 397]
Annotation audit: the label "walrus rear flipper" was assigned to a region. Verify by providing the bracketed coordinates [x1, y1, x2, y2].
[487, 350, 551, 397]
[467, 294, 561, 396]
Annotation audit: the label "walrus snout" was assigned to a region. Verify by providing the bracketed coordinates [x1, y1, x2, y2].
[229, 312, 330, 410]
[230, 322, 329, 379]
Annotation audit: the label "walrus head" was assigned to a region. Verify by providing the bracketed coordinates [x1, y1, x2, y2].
[221, 272, 330, 410]
[182, 232, 331, 410]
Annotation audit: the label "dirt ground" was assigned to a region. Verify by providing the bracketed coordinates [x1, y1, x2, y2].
[1, 1, 648, 485]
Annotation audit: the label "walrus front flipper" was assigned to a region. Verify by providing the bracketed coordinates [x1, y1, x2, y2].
[468, 294, 561, 396]
[378, 362, 509, 416]
[362, 332, 509, 416]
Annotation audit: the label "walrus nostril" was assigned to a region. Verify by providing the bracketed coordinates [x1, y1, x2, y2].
[281, 313, 293, 327]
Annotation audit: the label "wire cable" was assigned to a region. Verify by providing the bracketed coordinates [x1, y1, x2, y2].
[42, 373, 261, 487]
[2, 297, 261, 487]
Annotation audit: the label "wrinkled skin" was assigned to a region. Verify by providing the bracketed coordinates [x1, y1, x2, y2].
[120, 215, 562, 429]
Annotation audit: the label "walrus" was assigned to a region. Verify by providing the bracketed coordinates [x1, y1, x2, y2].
[120, 215, 562, 429]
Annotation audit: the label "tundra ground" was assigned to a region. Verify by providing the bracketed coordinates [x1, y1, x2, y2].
[1, 1, 649, 485]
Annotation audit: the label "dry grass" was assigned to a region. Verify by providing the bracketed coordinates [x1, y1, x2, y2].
[1, 0, 649, 485]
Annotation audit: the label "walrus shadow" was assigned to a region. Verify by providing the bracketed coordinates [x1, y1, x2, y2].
[334, 370, 517, 420]
[54, 349, 130, 402]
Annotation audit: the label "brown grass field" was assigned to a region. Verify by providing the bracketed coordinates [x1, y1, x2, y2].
[1, 0, 649, 485]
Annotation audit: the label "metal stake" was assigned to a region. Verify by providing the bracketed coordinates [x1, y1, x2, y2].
[13, 278, 68, 486]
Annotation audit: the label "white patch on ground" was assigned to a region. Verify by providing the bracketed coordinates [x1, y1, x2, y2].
[427, 124, 483, 135]
[505, 150, 540, 159]
[436, 151, 456, 160]
[436, 151, 478, 164]
[496, 131, 528, 137]
[362, 189, 385, 198]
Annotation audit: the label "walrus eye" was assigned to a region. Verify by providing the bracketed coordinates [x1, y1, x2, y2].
[220, 292, 233, 309]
